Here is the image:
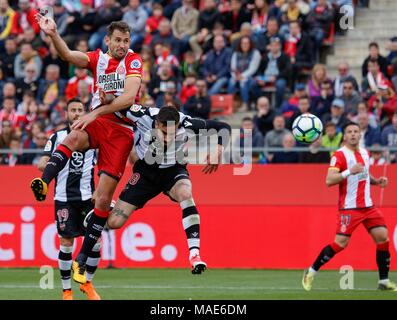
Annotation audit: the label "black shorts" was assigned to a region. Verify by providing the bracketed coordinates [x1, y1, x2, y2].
[55, 200, 94, 238]
[119, 160, 190, 209]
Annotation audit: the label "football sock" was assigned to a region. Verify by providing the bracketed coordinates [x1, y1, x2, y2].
[77, 208, 108, 264]
[311, 243, 344, 271]
[376, 241, 390, 281]
[86, 242, 101, 282]
[58, 245, 73, 290]
[180, 199, 200, 258]
[42, 144, 72, 185]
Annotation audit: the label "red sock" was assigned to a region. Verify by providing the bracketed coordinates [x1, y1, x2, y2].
[377, 241, 389, 251]
[94, 207, 109, 218]
[330, 242, 344, 253]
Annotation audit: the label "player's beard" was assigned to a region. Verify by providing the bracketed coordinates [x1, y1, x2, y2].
[112, 48, 127, 60]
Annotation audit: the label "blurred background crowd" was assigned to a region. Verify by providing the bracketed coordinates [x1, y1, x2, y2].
[1, 0, 396, 166]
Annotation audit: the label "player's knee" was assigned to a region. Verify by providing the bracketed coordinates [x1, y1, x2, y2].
[59, 237, 74, 247]
[376, 235, 389, 244]
[335, 238, 349, 248]
[176, 189, 192, 203]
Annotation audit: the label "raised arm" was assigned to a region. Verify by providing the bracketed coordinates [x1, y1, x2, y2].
[36, 14, 89, 68]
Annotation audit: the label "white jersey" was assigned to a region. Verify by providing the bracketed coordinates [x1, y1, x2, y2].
[43, 127, 96, 202]
[329, 146, 373, 210]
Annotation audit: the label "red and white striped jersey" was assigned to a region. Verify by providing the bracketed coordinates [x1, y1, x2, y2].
[329, 146, 373, 210]
[85, 49, 142, 125]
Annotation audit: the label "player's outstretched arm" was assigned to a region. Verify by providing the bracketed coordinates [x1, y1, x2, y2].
[71, 77, 141, 130]
[183, 118, 231, 174]
[35, 14, 89, 68]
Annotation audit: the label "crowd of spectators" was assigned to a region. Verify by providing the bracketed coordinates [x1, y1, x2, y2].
[0, 0, 392, 166]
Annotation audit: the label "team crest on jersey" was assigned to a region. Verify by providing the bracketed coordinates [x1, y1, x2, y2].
[130, 104, 142, 112]
[44, 140, 52, 152]
[129, 173, 140, 185]
[117, 66, 125, 74]
[340, 225, 346, 233]
[131, 59, 141, 69]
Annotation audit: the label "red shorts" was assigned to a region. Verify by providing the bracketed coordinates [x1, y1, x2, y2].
[84, 115, 133, 180]
[336, 207, 387, 236]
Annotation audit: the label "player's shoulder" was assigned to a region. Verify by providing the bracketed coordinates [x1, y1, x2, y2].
[86, 48, 102, 59]
[53, 127, 69, 136]
[125, 50, 142, 64]
[359, 146, 371, 158]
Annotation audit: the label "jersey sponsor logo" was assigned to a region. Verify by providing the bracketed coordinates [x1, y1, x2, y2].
[130, 59, 141, 69]
[117, 66, 126, 74]
[98, 72, 124, 91]
[70, 151, 84, 173]
[357, 167, 368, 181]
[44, 140, 52, 152]
[330, 156, 336, 167]
[130, 104, 142, 112]
[183, 120, 193, 127]
[128, 173, 141, 185]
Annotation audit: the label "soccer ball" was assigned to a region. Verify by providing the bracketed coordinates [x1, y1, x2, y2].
[292, 113, 323, 144]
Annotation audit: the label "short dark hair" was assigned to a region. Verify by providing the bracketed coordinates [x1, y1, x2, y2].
[107, 21, 131, 37]
[369, 42, 379, 49]
[242, 117, 253, 122]
[20, 40, 32, 47]
[157, 106, 180, 125]
[299, 94, 310, 102]
[342, 121, 360, 134]
[67, 98, 84, 110]
[368, 58, 379, 65]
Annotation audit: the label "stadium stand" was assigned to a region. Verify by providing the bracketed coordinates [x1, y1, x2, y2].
[1, 0, 397, 165]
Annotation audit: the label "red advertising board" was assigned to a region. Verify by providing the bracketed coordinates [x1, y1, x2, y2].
[1, 164, 397, 269]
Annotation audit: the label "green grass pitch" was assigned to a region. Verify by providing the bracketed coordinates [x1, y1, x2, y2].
[0, 268, 396, 300]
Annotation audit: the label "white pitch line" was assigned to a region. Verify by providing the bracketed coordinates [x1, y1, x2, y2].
[0, 284, 379, 291]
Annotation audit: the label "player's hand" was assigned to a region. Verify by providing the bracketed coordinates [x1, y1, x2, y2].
[202, 145, 223, 174]
[350, 163, 364, 175]
[35, 14, 57, 37]
[378, 176, 388, 188]
[71, 112, 97, 130]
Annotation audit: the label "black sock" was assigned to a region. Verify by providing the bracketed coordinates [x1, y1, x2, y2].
[377, 250, 390, 280]
[181, 201, 200, 252]
[42, 144, 72, 185]
[311, 244, 342, 271]
[77, 209, 108, 264]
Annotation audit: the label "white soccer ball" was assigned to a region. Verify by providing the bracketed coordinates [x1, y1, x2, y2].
[292, 113, 323, 144]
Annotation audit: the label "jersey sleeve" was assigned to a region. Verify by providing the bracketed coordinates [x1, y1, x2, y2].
[126, 104, 149, 122]
[181, 115, 231, 146]
[125, 53, 143, 78]
[85, 49, 100, 73]
[42, 133, 57, 157]
[329, 151, 346, 172]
